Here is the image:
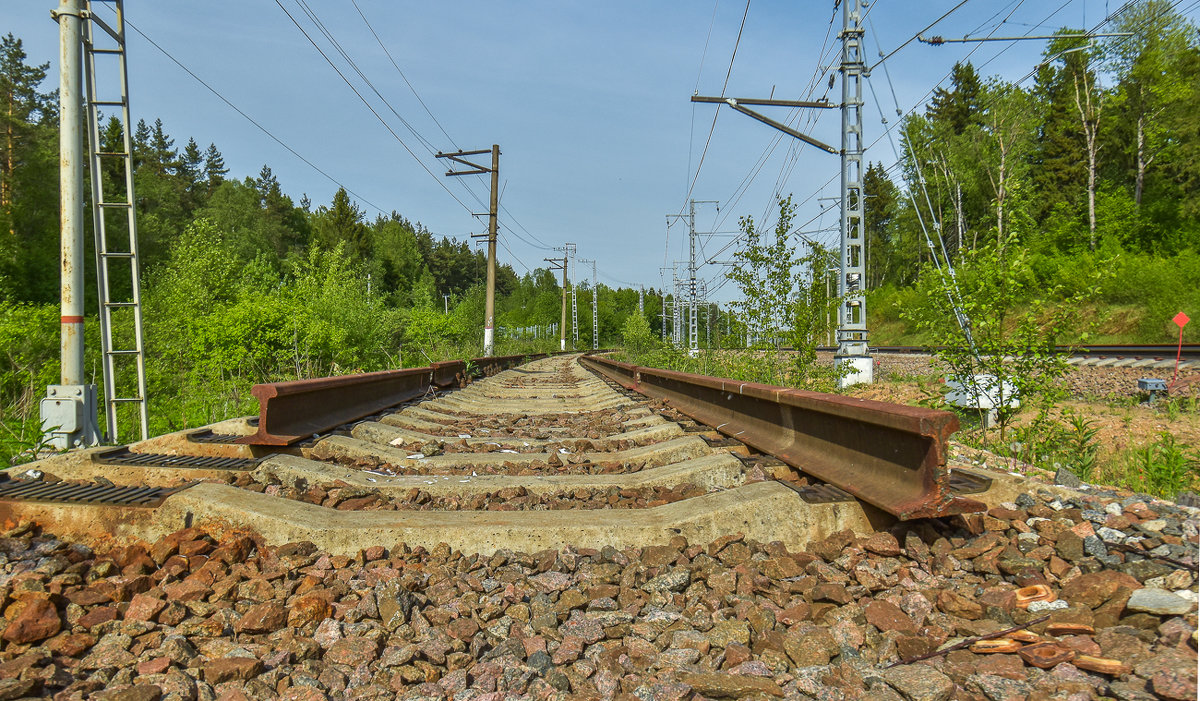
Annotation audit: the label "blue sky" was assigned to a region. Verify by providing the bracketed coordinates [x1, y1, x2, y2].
[9, 0, 1179, 301]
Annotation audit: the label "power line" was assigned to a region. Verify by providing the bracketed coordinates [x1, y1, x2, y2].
[695, 0, 722, 91]
[116, 15, 386, 214]
[709, 3, 841, 236]
[679, 0, 752, 215]
[350, 0, 459, 150]
[293, 0, 440, 155]
[872, 0, 974, 70]
[273, 0, 478, 216]
[317, 1, 555, 253]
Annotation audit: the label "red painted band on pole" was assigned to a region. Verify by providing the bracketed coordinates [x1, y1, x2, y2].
[61, 315, 84, 324]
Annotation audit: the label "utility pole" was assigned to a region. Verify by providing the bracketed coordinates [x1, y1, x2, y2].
[566, 244, 579, 347]
[546, 249, 570, 352]
[579, 259, 598, 350]
[834, 0, 872, 386]
[436, 145, 500, 356]
[660, 292, 668, 342]
[443, 294, 450, 314]
[42, 0, 101, 450]
[592, 261, 598, 350]
[670, 269, 681, 345]
[690, 2, 873, 386]
[638, 285, 644, 316]
[688, 202, 698, 356]
[659, 267, 673, 342]
[667, 200, 716, 357]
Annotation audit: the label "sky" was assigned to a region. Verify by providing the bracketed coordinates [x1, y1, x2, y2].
[9, 0, 1192, 303]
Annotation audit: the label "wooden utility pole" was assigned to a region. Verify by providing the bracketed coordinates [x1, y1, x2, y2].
[436, 145, 500, 355]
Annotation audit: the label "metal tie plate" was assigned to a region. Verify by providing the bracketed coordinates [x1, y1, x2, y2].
[0, 474, 193, 508]
[91, 447, 262, 471]
[948, 470, 993, 495]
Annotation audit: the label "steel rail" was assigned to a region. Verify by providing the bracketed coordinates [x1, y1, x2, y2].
[806, 344, 1200, 361]
[579, 355, 985, 520]
[238, 353, 547, 446]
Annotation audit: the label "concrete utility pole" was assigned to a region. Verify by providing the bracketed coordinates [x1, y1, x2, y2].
[436, 145, 500, 356]
[545, 249, 570, 352]
[57, 0, 84, 397]
[638, 285, 644, 316]
[42, 0, 100, 450]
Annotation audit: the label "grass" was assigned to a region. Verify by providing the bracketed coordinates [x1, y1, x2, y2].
[1089, 433, 1200, 499]
[863, 367, 1200, 500]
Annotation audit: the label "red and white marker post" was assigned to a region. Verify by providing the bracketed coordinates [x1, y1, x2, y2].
[1171, 311, 1190, 387]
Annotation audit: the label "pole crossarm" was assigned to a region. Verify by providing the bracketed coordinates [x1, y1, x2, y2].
[435, 149, 495, 176]
[691, 95, 837, 154]
[438, 145, 500, 354]
[690, 95, 836, 109]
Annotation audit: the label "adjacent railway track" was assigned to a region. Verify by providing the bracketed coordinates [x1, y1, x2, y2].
[810, 344, 1200, 366]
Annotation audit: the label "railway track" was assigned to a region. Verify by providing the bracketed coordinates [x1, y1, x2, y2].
[2, 353, 998, 552]
[0, 353, 1195, 698]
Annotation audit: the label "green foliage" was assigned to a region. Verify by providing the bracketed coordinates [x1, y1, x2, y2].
[0, 302, 59, 416]
[1125, 432, 1199, 498]
[904, 237, 1107, 440]
[620, 312, 655, 355]
[1063, 410, 1101, 480]
[867, 6, 1199, 345]
[723, 195, 843, 389]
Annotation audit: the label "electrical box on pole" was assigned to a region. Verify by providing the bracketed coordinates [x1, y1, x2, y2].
[436, 145, 500, 356]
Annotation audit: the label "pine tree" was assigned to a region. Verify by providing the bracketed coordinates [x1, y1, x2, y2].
[314, 187, 368, 258]
[1031, 33, 1091, 230]
[863, 162, 901, 288]
[930, 62, 983, 135]
[132, 118, 151, 169]
[180, 137, 202, 188]
[149, 118, 177, 175]
[0, 33, 51, 236]
[255, 164, 279, 205]
[202, 142, 227, 192]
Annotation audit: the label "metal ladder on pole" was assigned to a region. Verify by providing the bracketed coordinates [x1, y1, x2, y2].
[82, 0, 149, 443]
[570, 255, 579, 348]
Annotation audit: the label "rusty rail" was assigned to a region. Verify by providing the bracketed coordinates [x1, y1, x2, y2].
[238, 353, 546, 446]
[579, 355, 984, 520]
